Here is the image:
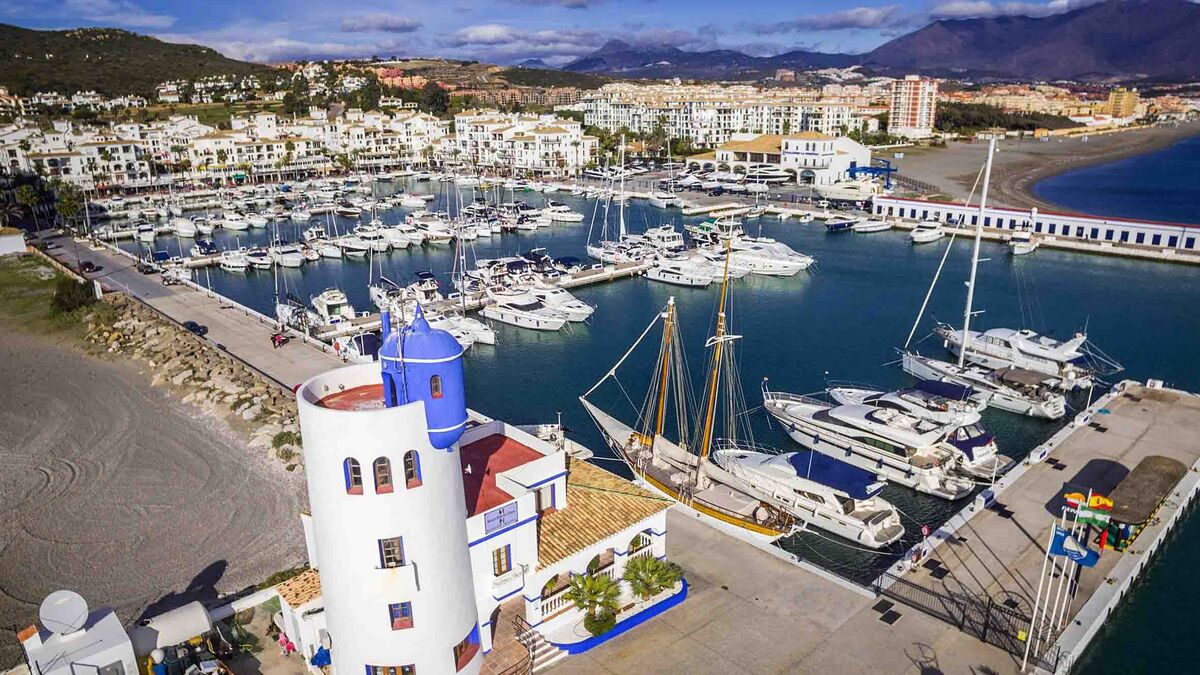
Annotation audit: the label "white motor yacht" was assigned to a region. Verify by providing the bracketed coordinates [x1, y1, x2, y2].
[481, 289, 568, 331]
[246, 213, 269, 228]
[646, 257, 715, 287]
[399, 194, 427, 208]
[728, 238, 814, 276]
[526, 284, 594, 321]
[194, 218, 214, 235]
[245, 247, 273, 269]
[642, 225, 686, 252]
[221, 212, 250, 231]
[270, 243, 306, 268]
[317, 242, 343, 259]
[337, 235, 370, 258]
[933, 325, 1108, 390]
[543, 201, 584, 222]
[910, 220, 945, 244]
[135, 224, 156, 243]
[218, 249, 249, 272]
[648, 192, 677, 209]
[762, 391, 985, 498]
[1010, 228, 1038, 255]
[711, 446, 904, 549]
[172, 218, 197, 238]
[852, 219, 891, 233]
[353, 225, 392, 253]
[311, 288, 357, 325]
[901, 351, 1067, 420]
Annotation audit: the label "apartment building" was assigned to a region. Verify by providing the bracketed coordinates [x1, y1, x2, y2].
[444, 110, 597, 176]
[888, 75, 938, 139]
[581, 83, 878, 147]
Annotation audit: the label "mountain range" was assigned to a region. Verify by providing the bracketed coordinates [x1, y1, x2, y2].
[564, 0, 1200, 82]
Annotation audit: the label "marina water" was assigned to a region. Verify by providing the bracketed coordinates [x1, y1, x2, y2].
[122, 179, 1200, 670]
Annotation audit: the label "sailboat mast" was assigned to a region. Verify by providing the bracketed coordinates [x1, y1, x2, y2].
[698, 239, 734, 463]
[959, 136, 996, 367]
[654, 297, 676, 438]
[618, 134, 626, 237]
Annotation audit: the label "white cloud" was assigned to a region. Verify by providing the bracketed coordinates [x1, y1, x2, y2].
[65, 0, 175, 29]
[929, 0, 1106, 20]
[502, 0, 604, 7]
[156, 20, 418, 62]
[339, 13, 422, 34]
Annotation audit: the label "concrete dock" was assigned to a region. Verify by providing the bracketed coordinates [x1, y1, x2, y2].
[549, 381, 1200, 675]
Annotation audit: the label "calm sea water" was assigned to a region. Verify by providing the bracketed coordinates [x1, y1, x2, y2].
[123, 175, 1200, 667]
[1033, 133, 1200, 225]
[1034, 135, 1200, 674]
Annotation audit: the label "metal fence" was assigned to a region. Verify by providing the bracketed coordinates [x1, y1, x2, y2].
[874, 571, 1062, 671]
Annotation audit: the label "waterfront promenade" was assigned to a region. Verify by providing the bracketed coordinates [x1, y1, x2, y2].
[43, 238, 343, 389]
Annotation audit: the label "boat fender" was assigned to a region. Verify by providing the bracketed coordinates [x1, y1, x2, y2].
[549, 433, 558, 442]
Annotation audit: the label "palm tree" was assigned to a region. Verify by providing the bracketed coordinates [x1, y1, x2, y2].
[0, 202, 24, 229]
[15, 184, 41, 233]
[563, 572, 620, 620]
[622, 556, 682, 601]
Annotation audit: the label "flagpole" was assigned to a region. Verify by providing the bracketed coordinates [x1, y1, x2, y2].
[1032, 509, 1069, 662]
[1021, 515, 1060, 671]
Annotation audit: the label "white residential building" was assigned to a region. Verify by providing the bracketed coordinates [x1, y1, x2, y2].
[686, 131, 871, 186]
[581, 83, 880, 147]
[888, 75, 939, 139]
[444, 110, 597, 176]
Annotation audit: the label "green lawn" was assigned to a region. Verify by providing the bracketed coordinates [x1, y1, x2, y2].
[0, 254, 115, 339]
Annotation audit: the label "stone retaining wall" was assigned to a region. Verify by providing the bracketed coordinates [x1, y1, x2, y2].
[85, 294, 304, 469]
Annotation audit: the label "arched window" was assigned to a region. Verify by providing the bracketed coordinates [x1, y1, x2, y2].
[343, 458, 363, 495]
[374, 457, 393, 494]
[430, 374, 443, 400]
[403, 450, 422, 489]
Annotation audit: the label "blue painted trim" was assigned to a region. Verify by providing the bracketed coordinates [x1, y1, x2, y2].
[548, 578, 689, 655]
[526, 471, 568, 489]
[522, 595, 540, 603]
[492, 584, 525, 602]
[468, 514, 538, 547]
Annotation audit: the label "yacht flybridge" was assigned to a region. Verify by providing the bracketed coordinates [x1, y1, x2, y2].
[933, 325, 1121, 391]
[827, 382, 986, 426]
[581, 242, 904, 547]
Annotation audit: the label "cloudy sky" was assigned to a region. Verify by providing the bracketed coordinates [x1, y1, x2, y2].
[1, 0, 1109, 64]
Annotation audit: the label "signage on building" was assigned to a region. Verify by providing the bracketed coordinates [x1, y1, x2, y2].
[484, 503, 518, 534]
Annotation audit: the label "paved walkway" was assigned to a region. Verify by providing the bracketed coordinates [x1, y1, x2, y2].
[43, 236, 344, 390]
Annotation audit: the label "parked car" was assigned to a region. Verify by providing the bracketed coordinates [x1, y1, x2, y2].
[182, 321, 208, 337]
[136, 261, 157, 274]
[79, 261, 100, 274]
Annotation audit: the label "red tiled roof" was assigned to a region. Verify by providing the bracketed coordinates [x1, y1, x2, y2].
[460, 434, 543, 517]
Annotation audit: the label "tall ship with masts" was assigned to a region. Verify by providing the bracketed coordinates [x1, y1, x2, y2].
[580, 244, 905, 549]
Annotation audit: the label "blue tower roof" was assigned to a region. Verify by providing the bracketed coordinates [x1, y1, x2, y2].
[379, 305, 469, 449]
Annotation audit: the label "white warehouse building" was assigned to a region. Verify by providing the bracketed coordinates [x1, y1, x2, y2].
[288, 308, 672, 675]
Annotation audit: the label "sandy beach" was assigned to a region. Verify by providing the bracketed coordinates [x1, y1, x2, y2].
[891, 122, 1200, 214]
[0, 324, 306, 669]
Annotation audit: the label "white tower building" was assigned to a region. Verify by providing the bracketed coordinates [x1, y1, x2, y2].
[296, 308, 482, 675]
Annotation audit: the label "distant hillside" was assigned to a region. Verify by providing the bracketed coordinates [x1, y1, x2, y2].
[863, 0, 1200, 81]
[564, 0, 1200, 82]
[0, 24, 277, 97]
[498, 67, 610, 89]
[563, 40, 855, 80]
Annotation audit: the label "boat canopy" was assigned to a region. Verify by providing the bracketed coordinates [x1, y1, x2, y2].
[916, 379, 976, 401]
[783, 450, 884, 500]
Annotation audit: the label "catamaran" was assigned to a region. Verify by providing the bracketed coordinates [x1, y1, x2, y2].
[581, 243, 904, 547]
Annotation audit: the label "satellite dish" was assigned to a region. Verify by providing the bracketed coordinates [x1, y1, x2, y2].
[40, 590, 89, 634]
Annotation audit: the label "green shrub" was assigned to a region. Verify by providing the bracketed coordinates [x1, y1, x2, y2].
[272, 431, 302, 449]
[50, 277, 95, 315]
[622, 556, 682, 600]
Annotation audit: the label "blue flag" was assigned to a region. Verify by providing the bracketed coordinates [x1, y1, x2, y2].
[1049, 525, 1100, 567]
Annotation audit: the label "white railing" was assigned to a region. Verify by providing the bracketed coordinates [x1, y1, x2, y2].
[630, 547, 655, 562]
[540, 585, 573, 618]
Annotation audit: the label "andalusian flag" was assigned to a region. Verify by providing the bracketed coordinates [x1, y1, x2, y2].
[1065, 492, 1113, 528]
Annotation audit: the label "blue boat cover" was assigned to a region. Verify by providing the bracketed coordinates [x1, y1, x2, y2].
[916, 379, 975, 401]
[785, 450, 883, 499]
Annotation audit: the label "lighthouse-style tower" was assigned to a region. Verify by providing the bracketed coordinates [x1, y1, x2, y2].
[296, 307, 482, 675]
